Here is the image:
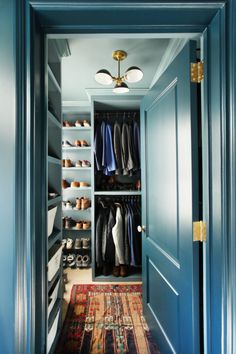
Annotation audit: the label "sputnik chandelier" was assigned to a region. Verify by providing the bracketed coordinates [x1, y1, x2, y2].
[94, 50, 143, 94]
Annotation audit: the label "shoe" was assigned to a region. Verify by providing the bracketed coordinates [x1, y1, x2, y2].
[66, 238, 73, 249]
[80, 181, 90, 187]
[61, 239, 67, 248]
[75, 120, 82, 127]
[112, 266, 120, 277]
[83, 221, 91, 230]
[62, 159, 65, 167]
[74, 238, 82, 249]
[82, 160, 91, 167]
[75, 198, 81, 210]
[102, 264, 111, 276]
[82, 237, 91, 249]
[76, 221, 83, 230]
[63, 121, 73, 127]
[65, 200, 72, 209]
[62, 140, 73, 147]
[82, 254, 90, 267]
[81, 198, 91, 210]
[76, 160, 82, 167]
[65, 159, 74, 168]
[80, 140, 89, 147]
[74, 140, 81, 147]
[83, 120, 90, 127]
[65, 217, 75, 229]
[62, 179, 70, 189]
[62, 255, 67, 268]
[120, 265, 128, 277]
[76, 254, 83, 268]
[71, 181, 80, 188]
[67, 254, 76, 267]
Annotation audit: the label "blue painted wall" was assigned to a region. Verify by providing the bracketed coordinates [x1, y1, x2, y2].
[0, 1, 15, 353]
[0, 1, 235, 354]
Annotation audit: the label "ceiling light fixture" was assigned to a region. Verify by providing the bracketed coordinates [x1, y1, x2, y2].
[95, 50, 143, 94]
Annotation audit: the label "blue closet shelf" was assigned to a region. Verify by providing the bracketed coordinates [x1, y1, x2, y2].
[94, 191, 141, 196]
[48, 64, 61, 93]
[63, 127, 91, 131]
[48, 110, 61, 129]
[48, 156, 61, 165]
[48, 230, 62, 250]
[48, 268, 61, 292]
[48, 298, 61, 331]
[62, 147, 91, 151]
[62, 167, 91, 171]
[48, 196, 62, 207]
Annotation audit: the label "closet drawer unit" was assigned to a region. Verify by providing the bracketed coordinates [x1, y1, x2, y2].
[48, 278, 61, 318]
[47, 308, 60, 353]
[48, 244, 63, 281]
[48, 206, 58, 237]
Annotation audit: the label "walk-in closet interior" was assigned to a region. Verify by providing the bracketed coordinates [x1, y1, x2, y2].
[45, 36, 189, 353]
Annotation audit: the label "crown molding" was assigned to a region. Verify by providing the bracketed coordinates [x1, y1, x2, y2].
[85, 88, 149, 101]
[150, 38, 188, 88]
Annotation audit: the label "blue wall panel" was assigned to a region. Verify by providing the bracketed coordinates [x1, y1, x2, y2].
[0, 1, 15, 353]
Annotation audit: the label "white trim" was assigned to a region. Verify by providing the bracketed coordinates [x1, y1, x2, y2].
[85, 88, 149, 101]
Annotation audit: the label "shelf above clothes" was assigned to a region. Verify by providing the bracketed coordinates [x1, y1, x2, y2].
[62, 147, 91, 151]
[62, 167, 91, 171]
[94, 191, 141, 195]
[62, 127, 91, 131]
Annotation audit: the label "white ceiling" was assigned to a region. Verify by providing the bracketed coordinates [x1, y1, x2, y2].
[61, 37, 176, 105]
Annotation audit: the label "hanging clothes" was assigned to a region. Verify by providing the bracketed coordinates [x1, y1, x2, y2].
[95, 197, 141, 274]
[113, 121, 124, 175]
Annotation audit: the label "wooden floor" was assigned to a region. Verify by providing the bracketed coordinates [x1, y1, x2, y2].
[62, 267, 142, 321]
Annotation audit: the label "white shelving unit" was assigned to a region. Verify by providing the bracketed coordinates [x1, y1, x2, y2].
[62, 110, 93, 270]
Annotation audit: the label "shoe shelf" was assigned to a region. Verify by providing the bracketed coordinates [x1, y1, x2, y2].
[63, 127, 91, 131]
[62, 109, 92, 271]
[94, 274, 142, 282]
[62, 147, 91, 151]
[48, 298, 61, 331]
[62, 167, 91, 170]
[64, 186, 91, 190]
[63, 227, 91, 231]
[62, 207, 92, 212]
[48, 267, 61, 293]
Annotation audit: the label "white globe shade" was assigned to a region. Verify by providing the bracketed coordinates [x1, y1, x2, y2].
[113, 82, 129, 94]
[95, 69, 113, 85]
[125, 66, 143, 83]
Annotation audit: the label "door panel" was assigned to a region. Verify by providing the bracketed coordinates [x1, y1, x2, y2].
[141, 41, 199, 354]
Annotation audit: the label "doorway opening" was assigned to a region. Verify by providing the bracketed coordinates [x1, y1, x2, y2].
[45, 33, 204, 354]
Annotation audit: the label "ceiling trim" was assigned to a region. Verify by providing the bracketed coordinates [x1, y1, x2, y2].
[150, 38, 188, 88]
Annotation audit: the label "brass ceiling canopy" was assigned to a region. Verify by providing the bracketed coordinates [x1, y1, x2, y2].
[112, 50, 127, 61]
[95, 49, 143, 94]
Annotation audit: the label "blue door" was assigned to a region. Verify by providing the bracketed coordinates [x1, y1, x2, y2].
[141, 41, 200, 354]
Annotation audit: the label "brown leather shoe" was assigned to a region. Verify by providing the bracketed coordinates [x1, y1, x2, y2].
[120, 265, 128, 277]
[83, 221, 91, 230]
[76, 221, 83, 229]
[75, 198, 81, 210]
[112, 266, 120, 277]
[74, 140, 81, 147]
[80, 140, 89, 147]
[81, 198, 91, 210]
[80, 181, 90, 187]
[65, 159, 73, 168]
[62, 179, 69, 189]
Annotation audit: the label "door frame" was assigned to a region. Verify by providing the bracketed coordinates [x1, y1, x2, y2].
[12, 1, 235, 354]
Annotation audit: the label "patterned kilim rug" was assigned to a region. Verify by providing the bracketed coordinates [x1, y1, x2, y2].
[55, 284, 159, 354]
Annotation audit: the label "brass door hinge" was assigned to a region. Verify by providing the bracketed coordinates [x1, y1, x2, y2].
[191, 61, 204, 83]
[193, 221, 207, 242]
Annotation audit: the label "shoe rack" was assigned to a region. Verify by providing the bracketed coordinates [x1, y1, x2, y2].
[62, 108, 93, 271]
[46, 39, 64, 354]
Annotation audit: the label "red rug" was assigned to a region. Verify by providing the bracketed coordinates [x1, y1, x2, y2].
[55, 284, 159, 354]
